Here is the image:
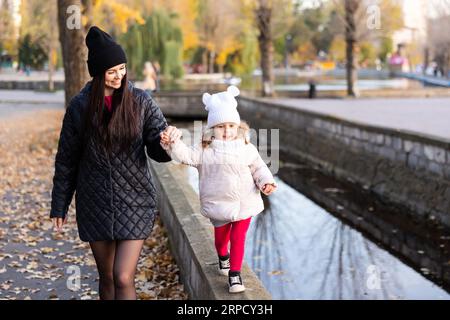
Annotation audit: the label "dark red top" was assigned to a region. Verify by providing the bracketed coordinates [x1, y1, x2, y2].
[104, 95, 112, 112]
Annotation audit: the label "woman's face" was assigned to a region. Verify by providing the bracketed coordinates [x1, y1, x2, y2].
[105, 63, 126, 89]
[213, 122, 238, 141]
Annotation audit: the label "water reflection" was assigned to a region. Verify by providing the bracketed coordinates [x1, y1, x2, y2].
[184, 166, 450, 300]
[171, 119, 450, 300]
[249, 179, 450, 300]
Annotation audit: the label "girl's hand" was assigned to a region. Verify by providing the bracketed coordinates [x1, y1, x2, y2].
[52, 216, 68, 233]
[261, 183, 277, 195]
[160, 129, 171, 144]
[160, 126, 182, 144]
[160, 131, 170, 146]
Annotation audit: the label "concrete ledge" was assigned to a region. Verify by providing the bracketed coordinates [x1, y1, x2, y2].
[148, 159, 271, 300]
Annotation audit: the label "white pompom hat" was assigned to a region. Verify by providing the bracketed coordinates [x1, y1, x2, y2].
[203, 85, 241, 129]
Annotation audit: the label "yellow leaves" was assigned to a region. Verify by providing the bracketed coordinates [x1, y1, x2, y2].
[216, 42, 243, 66]
[138, 291, 156, 300]
[91, 0, 145, 34]
[109, 2, 145, 33]
[143, 257, 155, 269]
[26, 261, 38, 270]
[183, 29, 200, 51]
[85, 257, 96, 267]
[329, 37, 346, 62]
[27, 221, 41, 231]
[268, 270, 284, 276]
[40, 247, 55, 254]
[177, 0, 199, 50]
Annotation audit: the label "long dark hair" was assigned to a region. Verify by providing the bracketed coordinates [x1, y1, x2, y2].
[84, 72, 141, 155]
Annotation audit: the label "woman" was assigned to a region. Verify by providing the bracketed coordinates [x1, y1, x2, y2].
[50, 26, 173, 300]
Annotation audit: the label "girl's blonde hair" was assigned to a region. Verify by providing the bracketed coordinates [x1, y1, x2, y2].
[201, 120, 250, 148]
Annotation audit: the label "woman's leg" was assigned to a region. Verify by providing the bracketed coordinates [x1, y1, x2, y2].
[214, 223, 232, 257]
[113, 239, 144, 300]
[89, 240, 116, 300]
[229, 217, 252, 272]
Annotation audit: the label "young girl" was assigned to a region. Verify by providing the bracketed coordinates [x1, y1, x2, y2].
[160, 86, 277, 293]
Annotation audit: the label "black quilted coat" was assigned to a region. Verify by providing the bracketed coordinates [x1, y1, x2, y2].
[50, 81, 171, 242]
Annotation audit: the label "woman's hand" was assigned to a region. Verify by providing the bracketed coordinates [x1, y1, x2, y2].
[52, 216, 68, 233]
[261, 183, 277, 196]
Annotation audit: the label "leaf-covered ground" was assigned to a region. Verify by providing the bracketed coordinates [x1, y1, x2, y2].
[0, 109, 187, 300]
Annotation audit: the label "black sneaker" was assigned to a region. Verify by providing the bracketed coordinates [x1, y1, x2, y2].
[228, 271, 245, 293]
[218, 254, 230, 276]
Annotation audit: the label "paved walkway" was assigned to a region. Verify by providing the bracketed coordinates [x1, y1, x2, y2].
[0, 90, 65, 119]
[266, 97, 450, 141]
[0, 70, 65, 82]
[0, 90, 64, 104]
[0, 104, 187, 300]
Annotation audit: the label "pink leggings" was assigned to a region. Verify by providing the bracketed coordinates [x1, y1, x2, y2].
[214, 217, 252, 272]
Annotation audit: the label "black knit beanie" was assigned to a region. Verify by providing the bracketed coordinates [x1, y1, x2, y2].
[85, 26, 127, 77]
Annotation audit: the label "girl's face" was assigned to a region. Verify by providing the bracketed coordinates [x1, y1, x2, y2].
[105, 63, 126, 90]
[213, 122, 238, 141]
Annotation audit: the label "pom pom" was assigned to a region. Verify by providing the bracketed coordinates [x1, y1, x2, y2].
[202, 92, 211, 110]
[227, 85, 240, 97]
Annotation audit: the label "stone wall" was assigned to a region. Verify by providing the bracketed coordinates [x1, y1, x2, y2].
[148, 160, 271, 300]
[238, 96, 450, 228]
[0, 81, 65, 90]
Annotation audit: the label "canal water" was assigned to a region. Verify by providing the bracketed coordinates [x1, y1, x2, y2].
[170, 120, 450, 300]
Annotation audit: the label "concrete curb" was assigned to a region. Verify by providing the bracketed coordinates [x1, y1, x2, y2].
[148, 160, 272, 300]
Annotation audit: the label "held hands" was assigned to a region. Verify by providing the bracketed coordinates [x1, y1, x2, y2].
[261, 183, 277, 196]
[160, 126, 182, 147]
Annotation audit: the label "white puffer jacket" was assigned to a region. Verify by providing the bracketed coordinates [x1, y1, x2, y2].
[162, 138, 276, 226]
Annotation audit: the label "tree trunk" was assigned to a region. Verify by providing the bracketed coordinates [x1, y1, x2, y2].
[48, 45, 54, 92]
[48, 1, 58, 92]
[81, 0, 93, 30]
[423, 47, 429, 75]
[256, 0, 274, 97]
[445, 50, 450, 79]
[345, 0, 359, 97]
[202, 49, 207, 73]
[57, 0, 89, 107]
[209, 50, 215, 73]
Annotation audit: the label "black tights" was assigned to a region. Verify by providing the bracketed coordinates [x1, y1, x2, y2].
[89, 240, 144, 300]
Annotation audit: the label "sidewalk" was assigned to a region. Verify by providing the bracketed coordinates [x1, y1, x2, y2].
[0, 70, 65, 82]
[0, 108, 187, 300]
[265, 97, 450, 142]
[0, 90, 64, 104]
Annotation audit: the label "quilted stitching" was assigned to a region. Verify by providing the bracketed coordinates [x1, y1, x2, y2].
[50, 81, 171, 241]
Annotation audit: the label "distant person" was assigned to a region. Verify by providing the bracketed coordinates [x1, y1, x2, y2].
[160, 86, 277, 293]
[152, 61, 161, 92]
[142, 61, 157, 95]
[308, 79, 317, 99]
